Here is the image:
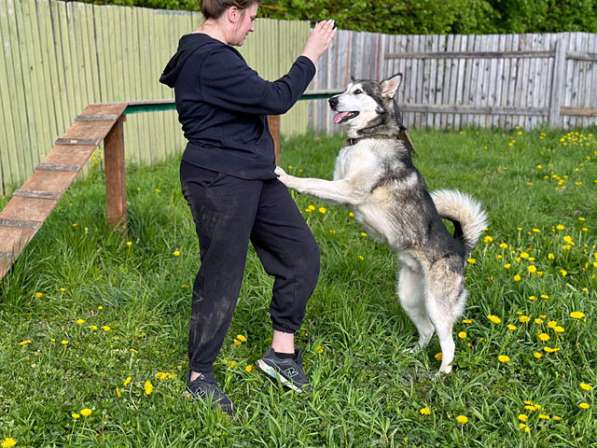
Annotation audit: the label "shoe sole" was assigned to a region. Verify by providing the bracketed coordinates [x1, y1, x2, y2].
[256, 359, 303, 393]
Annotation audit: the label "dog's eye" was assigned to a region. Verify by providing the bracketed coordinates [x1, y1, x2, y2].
[353, 89, 362, 95]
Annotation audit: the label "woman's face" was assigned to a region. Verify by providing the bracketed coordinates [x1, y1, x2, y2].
[230, 3, 258, 46]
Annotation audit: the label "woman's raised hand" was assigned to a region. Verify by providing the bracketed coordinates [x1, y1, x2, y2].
[302, 20, 337, 64]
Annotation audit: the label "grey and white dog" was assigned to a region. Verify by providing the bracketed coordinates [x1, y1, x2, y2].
[275, 74, 488, 374]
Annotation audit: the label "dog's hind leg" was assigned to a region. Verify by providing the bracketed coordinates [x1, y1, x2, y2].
[397, 262, 434, 352]
[425, 262, 466, 374]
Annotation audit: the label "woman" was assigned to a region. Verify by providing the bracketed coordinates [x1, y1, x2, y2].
[160, 0, 335, 414]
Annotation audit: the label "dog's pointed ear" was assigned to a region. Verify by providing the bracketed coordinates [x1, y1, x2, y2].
[350, 74, 356, 83]
[381, 73, 402, 99]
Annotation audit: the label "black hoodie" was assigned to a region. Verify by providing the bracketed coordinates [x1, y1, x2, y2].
[160, 33, 316, 179]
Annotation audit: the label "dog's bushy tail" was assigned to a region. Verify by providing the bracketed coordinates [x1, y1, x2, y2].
[431, 189, 488, 255]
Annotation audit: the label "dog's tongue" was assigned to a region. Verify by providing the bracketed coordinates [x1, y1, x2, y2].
[334, 112, 351, 124]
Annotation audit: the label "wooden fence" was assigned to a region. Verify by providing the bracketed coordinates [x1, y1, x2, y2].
[310, 31, 597, 133]
[0, 0, 310, 195]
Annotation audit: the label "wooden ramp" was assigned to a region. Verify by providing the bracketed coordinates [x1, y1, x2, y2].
[0, 103, 127, 280]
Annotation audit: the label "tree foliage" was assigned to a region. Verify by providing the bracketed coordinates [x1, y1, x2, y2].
[65, 0, 597, 33]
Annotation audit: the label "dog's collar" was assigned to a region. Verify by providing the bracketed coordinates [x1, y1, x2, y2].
[345, 135, 398, 146]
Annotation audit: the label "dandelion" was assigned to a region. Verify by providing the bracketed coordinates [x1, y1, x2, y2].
[72, 412, 80, 419]
[434, 352, 443, 361]
[543, 347, 560, 353]
[507, 324, 517, 331]
[34, 292, 45, 299]
[61, 340, 69, 346]
[553, 326, 565, 333]
[172, 249, 181, 257]
[534, 318, 544, 325]
[315, 345, 324, 354]
[578, 402, 590, 410]
[483, 236, 493, 244]
[462, 319, 473, 325]
[540, 294, 549, 300]
[75, 319, 86, 325]
[487, 315, 502, 324]
[244, 364, 254, 373]
[548, 253, 555, 261]
[126, 241, 133, 248]
[226, 360, 238, 369]
[467, 257, 477, 265]
[520, 252, 530, 259]
[235, 334, 247, 343]
[519, 315, 530, 323]
[123, 376, 133, 387]
[348, 211, 354, 218]
[518, 414, 528, 422]
[233, 339, 242, 347]
[580, 383, 593, 391]
[318, 207, 327, 214]
[419, 407, 432, 416]
[552, 415, 562, 421]
[88, 325, 98, 331]
[80, 408, 93, 417]
[499, 242, 509, 249]
[518, 423, 531, 433]
[359, 232, 368, 238]
[569, 311, 585, 319]
[458, 331, 467, 339]
[504, 263, 512, 270]
[102, 325, 111, 332]
[498, 355, 510, 363]
[513, 274, 522, 282]
[18, 339, 32, 346]
[556, 224, 565, 231]
[531, 228, 541, 233]
[538, 414, 550, 420]
[144, 380, 154, 396]
[533, 352, 543, 359]
[155, 372, 176, 381]
[357, 255, 365, 262]
[527, 265, 537, 274]
[305, 205, 315, 213]
[455, 415, 469, 425]
[1, 438, 17, 448]
[563, 235, 574, 245]
[529, 295, 537, 301]
[538, 333, 550, 342]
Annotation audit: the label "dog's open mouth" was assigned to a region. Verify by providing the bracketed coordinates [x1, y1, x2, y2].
[333, 111, 359, 124]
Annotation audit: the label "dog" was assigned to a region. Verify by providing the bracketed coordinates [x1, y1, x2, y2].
[275, 74, 488, 374]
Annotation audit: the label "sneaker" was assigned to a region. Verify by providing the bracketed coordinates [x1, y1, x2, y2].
[256, 348, 310, 393]
[187, 372, 234, 415]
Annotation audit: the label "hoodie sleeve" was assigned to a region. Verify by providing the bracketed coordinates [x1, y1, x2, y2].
[199, 47, 316, 115]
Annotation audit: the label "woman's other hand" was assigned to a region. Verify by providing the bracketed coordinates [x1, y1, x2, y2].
[302, 20, 336, 64]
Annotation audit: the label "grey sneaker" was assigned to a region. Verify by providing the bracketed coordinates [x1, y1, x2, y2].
[256, 348, 310, 393]
[187, 372, 234, 415]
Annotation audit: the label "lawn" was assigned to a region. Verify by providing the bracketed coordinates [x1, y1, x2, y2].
[0, 127, 595, 447]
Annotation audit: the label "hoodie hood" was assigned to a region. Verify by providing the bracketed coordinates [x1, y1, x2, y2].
[159, 33, 221, 88]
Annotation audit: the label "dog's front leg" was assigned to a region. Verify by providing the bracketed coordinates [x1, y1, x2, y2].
[275, 167, 363, 205]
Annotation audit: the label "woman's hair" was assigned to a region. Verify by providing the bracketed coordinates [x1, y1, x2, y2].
[200, 0, 260, 20]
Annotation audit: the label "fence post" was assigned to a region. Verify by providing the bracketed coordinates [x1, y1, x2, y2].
[549, 37, 566, 127]
[104, 116, 127, 229]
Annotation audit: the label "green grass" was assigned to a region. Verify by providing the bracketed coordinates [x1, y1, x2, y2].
[0, 128, 595, 447]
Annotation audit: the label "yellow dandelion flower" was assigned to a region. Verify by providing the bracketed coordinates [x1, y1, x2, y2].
[534, 318, 544, 325]
[553, 326, 565, 333]
[538, 414, 550, 420]
[524, 404, 540, 412]
[419, 407, 432, 416]
[529, 295, 537, 301]
[315, 345, 324, 354]
[1, 438, 17, 448]
[552, 415, 562, 421]
[563, 235, 574, 244]
[533, 351, 543, 359]
[518, 423, 531, 433]
[483, 236, 493, 244]
[244, 364, 254, 373]
[578, 402, 590, 410]
[71, 412, 80, 419]
[543, 346, 560, 353]
[357, 255, 365, 262]
[144, 380, 154, 396]
[527, 265, 537, 274]
[172, 249, 181, 257]
[123, 376, 133, 387]
[18, 339, 32, 346]
[507, 324, 517, 331]
[538, 333, 550, 342]
[458, 331, 467, 339]
[518, 414, 528, 422]
[513, 274, 522, 282]
[531, 228, 541, 233]
[556, 224, 565, 231]
[487, 314, 502, 324]
[496, 254, 503, 260]
[61, 340, 69, 346]
[359, 232, 368, 238]
[547, 253, 555, 261]
[126, 241, 133, 248]
[498, 355, 510, 363]
[504, 263, 512, 270]
[115, 387, 122, 398]
[434, 352, 443, 361]
[455, 415, 469, 425]
[318, 207, 327, 214]
[462, 319, 473, 324]
[227, 360, 238, 369]
[580, 383, 593, 391]
[520, 252, 530, 259]
[467, 257, 477, 265]
[569, 311, 585, 319]
[155, 372, 176, 381]
[518, 315, 530, 323]
[348, 211, 354, 218]
[80, 408, 93, 417]
[233, 339, 242, 347]
[34, 292, 45, 299]
[499, 242, 509, 249]
[235, 334, 247, 343]
[102, 325, 111, 332]
[540, 294, 549, 300]
[547, 320, 557, 328]
[75, 319, 86, 325]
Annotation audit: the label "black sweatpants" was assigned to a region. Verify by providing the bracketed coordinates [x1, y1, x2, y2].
[180, 161, 320, 375]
